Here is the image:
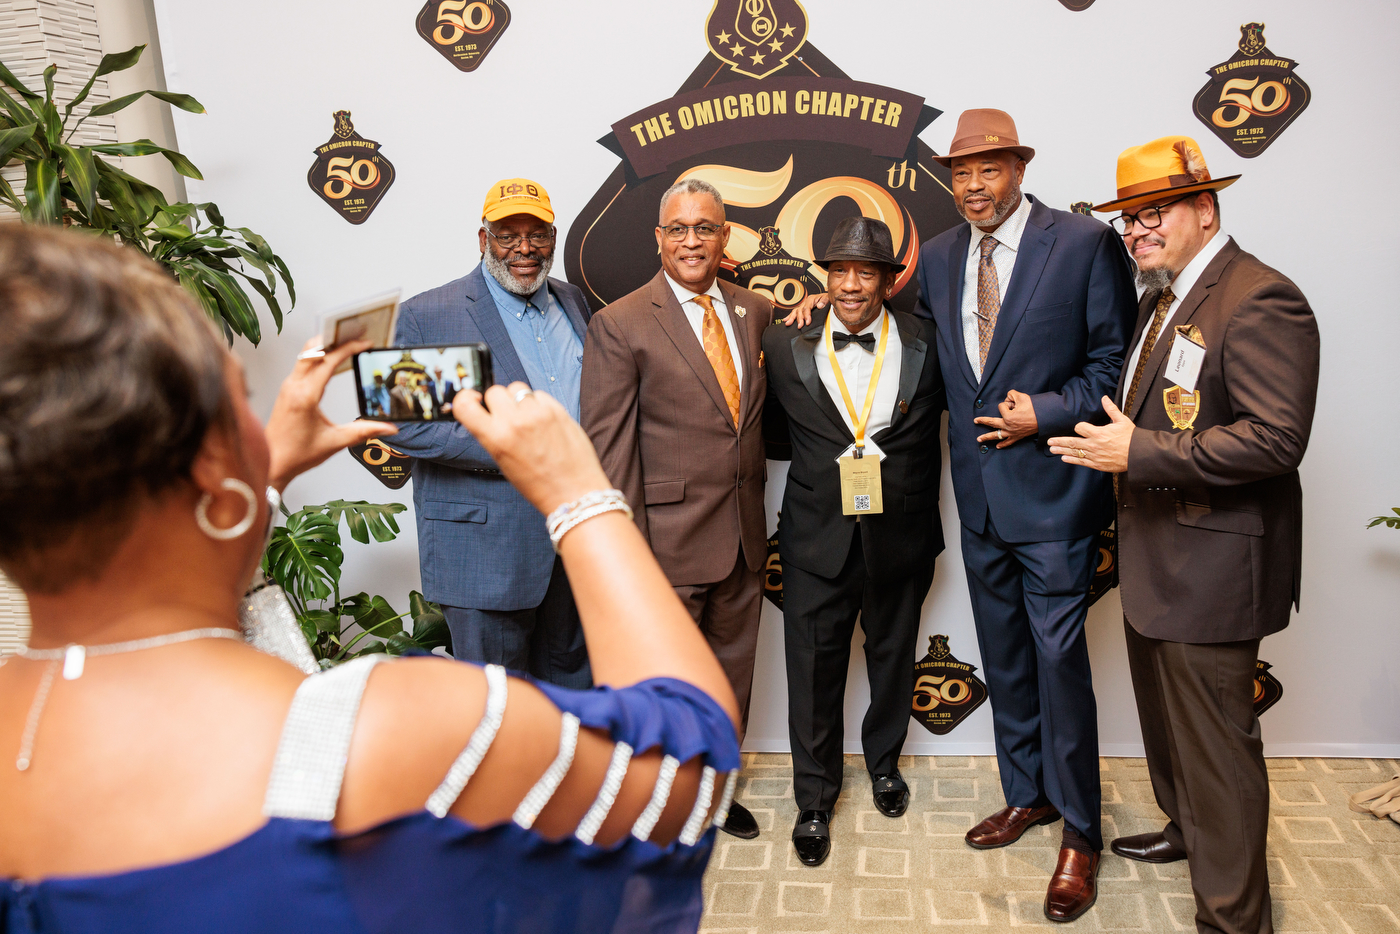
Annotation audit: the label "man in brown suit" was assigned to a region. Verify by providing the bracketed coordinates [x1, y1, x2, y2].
[1050, 136, 1320, 934]
[581, 177, 773, 839]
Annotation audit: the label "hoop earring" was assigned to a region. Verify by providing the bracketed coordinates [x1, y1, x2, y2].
[195, 478, 258, 541]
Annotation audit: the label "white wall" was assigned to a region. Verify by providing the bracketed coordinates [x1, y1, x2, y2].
[153, 0, 1400, 757]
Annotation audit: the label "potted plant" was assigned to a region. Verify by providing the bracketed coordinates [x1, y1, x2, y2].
[0, 45, 292, 344]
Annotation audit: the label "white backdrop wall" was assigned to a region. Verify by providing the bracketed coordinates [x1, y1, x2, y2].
[152, 0, 1399, 757]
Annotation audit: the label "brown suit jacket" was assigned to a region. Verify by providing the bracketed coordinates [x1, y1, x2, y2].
[1117, 238, 1319, 643]
[581, 271, 774, 586]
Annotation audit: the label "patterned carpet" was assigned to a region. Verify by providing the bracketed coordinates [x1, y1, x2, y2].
[701, 753, 1400, 932]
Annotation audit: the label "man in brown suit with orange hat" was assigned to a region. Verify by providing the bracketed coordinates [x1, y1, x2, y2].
[581, 176, 773, 839]
[1050, 136, 1320, 934]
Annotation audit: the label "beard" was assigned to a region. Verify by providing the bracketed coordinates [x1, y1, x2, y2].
[483, 249, 553, 296]
[1131, 235, 1175, 290]
[956, 182, 1022, 229]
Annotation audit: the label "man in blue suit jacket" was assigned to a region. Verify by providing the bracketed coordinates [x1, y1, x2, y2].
[390, 178, 593, 688]
[915, 111, 1136, 922]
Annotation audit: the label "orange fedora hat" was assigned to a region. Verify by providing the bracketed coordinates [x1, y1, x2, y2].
[932, 109, 1035, 167]
[1092, 136, 1240, 214]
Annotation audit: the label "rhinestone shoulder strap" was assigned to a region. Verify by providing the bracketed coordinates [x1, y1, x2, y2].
[263, 655, 387, 821]
[426, 664, 509, 818]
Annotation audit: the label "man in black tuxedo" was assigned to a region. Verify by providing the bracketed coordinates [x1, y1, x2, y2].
[763, 217, 945, 867]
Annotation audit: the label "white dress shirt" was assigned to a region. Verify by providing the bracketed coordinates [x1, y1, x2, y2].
[1123, 230, 1229, 383]
[960, 194, 1032, 379]
[665, 272, 743, 382]
[816, 308, 903, 443]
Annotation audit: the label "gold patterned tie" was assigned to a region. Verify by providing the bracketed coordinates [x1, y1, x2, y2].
[694, 294, 741, 427]
[976, 235, 1001, 371]
[1124, 287, 1176, 414]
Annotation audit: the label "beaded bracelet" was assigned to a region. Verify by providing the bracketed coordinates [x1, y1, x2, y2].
[546, 489, 633, 552]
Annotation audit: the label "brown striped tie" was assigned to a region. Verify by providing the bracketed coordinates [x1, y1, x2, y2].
[1124, 287, 1176, 415]
[976, 235, 1001, 371]
[694, 294, 741, 427]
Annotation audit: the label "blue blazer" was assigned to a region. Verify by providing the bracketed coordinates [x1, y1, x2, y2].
[390, 264, 591, 610]
[914, 195, 1137, 542]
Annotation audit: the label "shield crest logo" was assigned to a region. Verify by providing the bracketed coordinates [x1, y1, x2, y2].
[1253, 659, 1283, 716]
[705, 0, 808, 80]
[1070, 201, 1093, 216]
[1163, 385, 1201, 431]
[912, 634, 989, 735]
[1239, 22, 1267, 57]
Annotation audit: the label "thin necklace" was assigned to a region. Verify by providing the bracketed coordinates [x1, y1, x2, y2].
[10, 627, 242, 771]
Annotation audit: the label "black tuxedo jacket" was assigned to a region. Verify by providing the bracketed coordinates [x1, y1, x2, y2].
[763, 307, 945, 582]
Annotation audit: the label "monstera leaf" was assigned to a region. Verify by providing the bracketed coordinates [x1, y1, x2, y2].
[319, 499, 407, 544]
[263, 509, 342, 612]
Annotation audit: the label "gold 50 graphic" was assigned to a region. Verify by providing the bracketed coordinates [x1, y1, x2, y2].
[322, 157, 382, 200]
[416, 0, 511, 72]
[913, 674, 975, 712]
[429, 0, 497, 44]
[1211, 76, 1291, 128]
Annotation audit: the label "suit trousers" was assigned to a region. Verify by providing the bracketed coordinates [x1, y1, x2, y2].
[442, 556, 592, 689]
[673, 541, 763, 734]
[960, 516, 1102, 848]
[1124, 620, 1271, 934]
[783, 528, 932, 812]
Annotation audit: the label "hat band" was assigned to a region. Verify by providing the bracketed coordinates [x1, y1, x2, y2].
[948, 134, 1022, 155]
[1115, 174, 1199, 200]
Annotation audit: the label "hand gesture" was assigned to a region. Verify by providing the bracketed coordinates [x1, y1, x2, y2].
[1047, 396, 1135, 473]
[975, 389, 1038, 448]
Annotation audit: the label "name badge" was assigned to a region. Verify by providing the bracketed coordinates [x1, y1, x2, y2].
[838, 453, 884, 515]
[1164, 325, 1206, 393]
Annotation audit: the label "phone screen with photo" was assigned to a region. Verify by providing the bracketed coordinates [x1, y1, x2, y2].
[354, 345, 489, 422]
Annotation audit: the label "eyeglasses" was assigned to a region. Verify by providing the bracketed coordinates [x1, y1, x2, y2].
[659, 223, 725, 241]
[487, 230, 555, 249]
[1110, 195, 1192, 235]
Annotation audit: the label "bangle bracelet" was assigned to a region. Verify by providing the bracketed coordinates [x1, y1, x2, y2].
[547, 489, 633, 552]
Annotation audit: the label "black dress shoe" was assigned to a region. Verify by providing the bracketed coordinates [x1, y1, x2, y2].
[1110, 831, 1187, 863]
[719, 801, 760, 839]
[792, 809, 831, 866]
[871, 770, 909, 818]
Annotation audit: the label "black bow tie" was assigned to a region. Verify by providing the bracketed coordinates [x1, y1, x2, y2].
[831, 330, 877, 352]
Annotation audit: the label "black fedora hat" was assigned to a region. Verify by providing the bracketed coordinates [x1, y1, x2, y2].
[815, 216, 905, 273]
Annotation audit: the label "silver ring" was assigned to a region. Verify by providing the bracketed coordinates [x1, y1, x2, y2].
[997, 429, 1004, 441]
[513, 389, 534, 404]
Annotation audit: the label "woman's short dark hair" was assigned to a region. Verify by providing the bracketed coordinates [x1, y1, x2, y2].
[0, 225, 230, 593]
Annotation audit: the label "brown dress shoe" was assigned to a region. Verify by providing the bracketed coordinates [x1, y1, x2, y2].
[965, 805, 1061, 849]
[1110, 831, 1186, 863]
[1044, 846, 1100, 922]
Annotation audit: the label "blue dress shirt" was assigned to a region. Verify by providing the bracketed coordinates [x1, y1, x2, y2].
[482, 271, 584, 422]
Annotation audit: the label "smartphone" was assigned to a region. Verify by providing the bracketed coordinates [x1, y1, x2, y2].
[353, 344, 494, 422]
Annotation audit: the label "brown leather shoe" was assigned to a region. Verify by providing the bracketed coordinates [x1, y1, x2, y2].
[965, 805, 1061, 849]
[1044, 846, 1100, 922]
[1110, 831, 1186, 863]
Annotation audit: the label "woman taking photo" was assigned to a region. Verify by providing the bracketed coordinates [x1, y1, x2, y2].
[0, 225, 739, 933]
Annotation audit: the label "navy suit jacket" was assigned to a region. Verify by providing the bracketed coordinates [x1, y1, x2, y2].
[390, 264, 591, 610]
[915, 195, 1137, 542]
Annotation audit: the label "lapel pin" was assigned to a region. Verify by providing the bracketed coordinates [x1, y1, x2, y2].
[758, 350, 765, 367]
[899, 399, 909, 414]
[735, 305, 747, 318]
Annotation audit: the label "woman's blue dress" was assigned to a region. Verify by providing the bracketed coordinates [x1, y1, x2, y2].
[0, 657, 740, 933]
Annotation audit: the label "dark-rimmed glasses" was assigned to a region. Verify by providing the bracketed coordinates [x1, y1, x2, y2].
[1110, 195, 1193, 235]
[659, 223, 724, 241]
[487, 230, 555, 249]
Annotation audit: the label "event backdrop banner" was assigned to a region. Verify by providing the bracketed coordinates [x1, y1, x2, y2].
[564, 2, 962, 315]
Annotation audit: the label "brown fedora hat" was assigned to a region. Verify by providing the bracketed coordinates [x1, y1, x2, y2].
[815, 216, 906, 273]
[932, 109, 1035, 167]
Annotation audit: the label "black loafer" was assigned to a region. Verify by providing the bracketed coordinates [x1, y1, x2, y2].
[792, 809, 831, 866]
[719, 800, 760, 839]
[871, 770, 909, 818]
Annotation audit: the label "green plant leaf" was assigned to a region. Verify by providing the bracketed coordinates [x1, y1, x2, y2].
[149, 90, 205, 114]
[54, 143, 97, 216]
[41, 64, 56, 104]
[0, 122, 36, 165]
[271, 253, 297, 306]
[0, 86, 35, 127]
[33, 98, 61, 146]
[0, 61, 40, 101]
[94, 44, 145, 78]
[408, 591, 450, 650]
[239, 271, 284, 332]
[152, 224, 194, 240]
[22, 157, 60, 224]
[316, 500, 406, 544]
[85, 91, 150, 118]
[191, 259, 260, 344]
[341, 592, 405, 638]
[264, 509, 342, 609]
[0, 173, 20, 212]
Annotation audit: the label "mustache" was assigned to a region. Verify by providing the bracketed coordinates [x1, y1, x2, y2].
[1133, 234, 1167, 249]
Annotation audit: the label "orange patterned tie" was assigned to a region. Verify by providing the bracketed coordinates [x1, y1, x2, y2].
[694, 294, 741, 427]
[1124, 286, 1176, 414]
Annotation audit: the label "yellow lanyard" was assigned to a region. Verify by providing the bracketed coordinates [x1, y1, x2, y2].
[823, 310, 890, 451]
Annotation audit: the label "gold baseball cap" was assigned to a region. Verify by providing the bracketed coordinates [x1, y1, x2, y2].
[482, 178, 555, 224]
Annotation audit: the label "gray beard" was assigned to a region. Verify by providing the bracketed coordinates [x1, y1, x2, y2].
[483, 249, 552, 296]
[1136, 265, 1174, 291]
[958, 184, 1022, 229]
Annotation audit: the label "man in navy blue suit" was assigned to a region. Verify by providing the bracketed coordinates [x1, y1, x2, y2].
[390, 178, 592, 688]
[915, 110, 1137, 922]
